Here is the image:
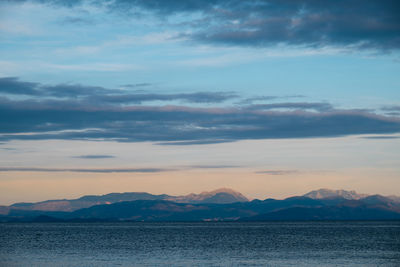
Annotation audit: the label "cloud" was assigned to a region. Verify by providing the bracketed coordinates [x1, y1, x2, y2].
[1, 77, 400, 144]
[72, 155, 115, 159]
[191, 0, 400, 51]
[255, 170, 299, 175]
[14, 0, 400, 51]
[90, 92, 238, 104]
[1, 99, 400, 143]
[53, 0, 400, 51]
[0, 77, 115, 97]
[188, 165, 240, 169]
[0, 167, 171, 173]
[0, 77, 238, 105]
[381, 106, 400, 116]
[43, 84, 118, 98]
[156, 139, 235, 145]
[381, 105, 400, 112]
[385, 112, 400, 116]
[246, 102, 333, 112]
[236, 96, 279, 105]
[59, 16, 94, 26]
[361, 135, 400, 140]
[121, 83, 153, 88]
[238, 95, 305, 105]
[0, 77, 41, 96]
[0, 77, 237, 104]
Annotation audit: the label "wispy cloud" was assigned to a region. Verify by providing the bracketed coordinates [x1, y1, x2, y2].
[90, 92, 238, 104]
[42, 62, 142, 72]
[0, 147, 16, 151]
[0, 77, 237, 104]
[361, 135, 400, 140]
[245, 102, 333, 112]
[188, 165, 241, 169]
[72, 155, 115, 159]
[255, 170, 299, 175]
[238, 95, 305, 105]
[156, 139, 235, 146]
[380, 106, 400, 117]
[120, 83, 153, 89]
[59, 16, 95, 26]
[381, 105, 400, 112]
[0, 167, 171, 173]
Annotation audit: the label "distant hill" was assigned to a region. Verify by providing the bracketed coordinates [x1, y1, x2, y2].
[9, 192, 171, 212]
[171, 188, 249, 204]
[242, 205, 400, 221]
[303, 188, 368, 200]
[387, 195, 400, 203]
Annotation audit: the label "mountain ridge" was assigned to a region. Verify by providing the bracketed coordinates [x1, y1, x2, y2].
[6, 188, 248, 213]
[2, 188, 400, 222]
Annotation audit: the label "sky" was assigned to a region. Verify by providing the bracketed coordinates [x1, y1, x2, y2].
[0, 0, 399, 204]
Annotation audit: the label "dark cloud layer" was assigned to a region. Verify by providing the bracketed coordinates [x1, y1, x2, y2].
[1, 77, 400, 143]
[0, 77, 117, 97]
[0, 77, 41, 96]
[144, 0, 400, 50]
[0, 77, 237, 104]
[1, 99, 400, 143]
[28, 0, 400, 51]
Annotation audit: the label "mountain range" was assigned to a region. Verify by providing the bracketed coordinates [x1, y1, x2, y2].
[1, 188, 399, 222]
[1, 188, 248, 213]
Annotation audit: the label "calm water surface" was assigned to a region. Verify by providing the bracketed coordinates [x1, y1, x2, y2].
[1, 221, 399, 266]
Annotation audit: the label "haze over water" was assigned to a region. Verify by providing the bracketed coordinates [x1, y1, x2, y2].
[1, 221, 399, 266]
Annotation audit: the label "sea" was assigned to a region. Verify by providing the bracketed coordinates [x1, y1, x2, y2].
[0, 221, 399, 266]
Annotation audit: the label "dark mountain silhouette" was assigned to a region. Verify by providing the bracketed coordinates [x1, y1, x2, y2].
[1, 188, 399, 222]
[0, 205, 10, 215]
[68, 200, 256, 221]
[242, 206, 400, 221]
